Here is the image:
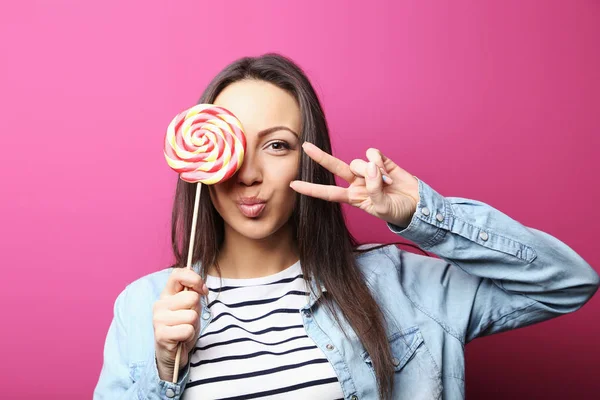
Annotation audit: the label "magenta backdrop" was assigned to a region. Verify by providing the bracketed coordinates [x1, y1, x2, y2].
[1, 1, 598, 398]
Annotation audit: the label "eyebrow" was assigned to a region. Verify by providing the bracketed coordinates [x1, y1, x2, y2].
[256, 126, 299, 138]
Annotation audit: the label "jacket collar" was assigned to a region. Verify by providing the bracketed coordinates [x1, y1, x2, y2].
[306, 274, 327, 308]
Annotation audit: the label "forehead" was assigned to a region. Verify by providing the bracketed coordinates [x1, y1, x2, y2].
[213, 79, 301, 135]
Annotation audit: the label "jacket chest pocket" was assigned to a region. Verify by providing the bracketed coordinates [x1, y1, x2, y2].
[362, 326, 442, 399]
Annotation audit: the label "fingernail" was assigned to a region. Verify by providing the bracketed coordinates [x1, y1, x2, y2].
[368, 162, 377, 178]
[382, 175, 393, 184]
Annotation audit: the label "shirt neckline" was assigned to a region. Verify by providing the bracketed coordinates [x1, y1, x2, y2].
[205, 259, 302, 288]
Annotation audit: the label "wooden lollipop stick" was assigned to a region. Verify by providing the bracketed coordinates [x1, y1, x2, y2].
[172, 182, 202, 383]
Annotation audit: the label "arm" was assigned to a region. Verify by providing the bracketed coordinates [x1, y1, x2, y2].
[287, 143, 598, 343]
[93, 285, 191, 399]
[388, 178, 599, 344]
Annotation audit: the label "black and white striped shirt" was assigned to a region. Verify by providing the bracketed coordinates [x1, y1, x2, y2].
[183, 260, 344, 399]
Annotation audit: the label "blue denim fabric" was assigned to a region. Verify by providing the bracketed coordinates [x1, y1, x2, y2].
[94, 178, 599, 399]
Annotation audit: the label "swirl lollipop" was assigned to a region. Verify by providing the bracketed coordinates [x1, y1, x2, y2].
[164, 104, 246, 184]
[163, 104, 246, 383]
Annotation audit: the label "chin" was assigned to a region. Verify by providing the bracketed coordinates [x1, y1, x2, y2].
[236, 221, 277, 240]
[229, 214, 291, 241]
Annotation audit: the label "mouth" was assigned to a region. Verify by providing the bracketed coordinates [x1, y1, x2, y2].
[237, 197, 267, 218]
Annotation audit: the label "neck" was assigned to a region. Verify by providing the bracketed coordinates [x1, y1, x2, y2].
[210, 222, 299, 279]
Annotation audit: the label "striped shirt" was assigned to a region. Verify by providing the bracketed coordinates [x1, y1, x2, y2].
[183, 260, 344, 399]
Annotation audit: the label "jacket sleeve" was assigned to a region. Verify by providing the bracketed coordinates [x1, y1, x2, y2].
[93, 284, 191, 400]
[387, 178, 599, 344]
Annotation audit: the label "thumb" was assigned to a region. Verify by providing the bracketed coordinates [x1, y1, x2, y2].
[365, 162, 385, 207]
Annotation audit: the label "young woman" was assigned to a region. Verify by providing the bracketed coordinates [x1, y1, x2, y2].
[94, 53, 599, 400]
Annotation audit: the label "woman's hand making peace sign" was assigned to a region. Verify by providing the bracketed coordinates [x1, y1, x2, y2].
[290, 142, 421, 228]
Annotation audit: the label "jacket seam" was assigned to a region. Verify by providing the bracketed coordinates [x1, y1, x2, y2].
[475, 301, 540, 339]
[443, 373, 465, 382]
[423, 223, 448, 249]
[121, 283, 132, 370]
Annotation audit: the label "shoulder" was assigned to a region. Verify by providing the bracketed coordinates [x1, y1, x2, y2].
[114, 267, 174, 314]
[129, 267, 173, 296]
[355, 244, 474, 290]
[105, 268, 174, 365]
[354, 244, 445, 282]
[354, 244, 476, 314]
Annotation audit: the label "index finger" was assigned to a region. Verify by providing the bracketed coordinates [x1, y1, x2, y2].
[162, 267, 207, 298]
[302, 142, 355, 183]
[289, 180, 349, 204]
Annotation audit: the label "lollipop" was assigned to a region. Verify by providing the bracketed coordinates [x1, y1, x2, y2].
[163, 104, 246, 383]
[164, 104, 246, 184]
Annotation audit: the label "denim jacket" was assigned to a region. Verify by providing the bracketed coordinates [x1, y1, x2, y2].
[94, 178, 599, 399]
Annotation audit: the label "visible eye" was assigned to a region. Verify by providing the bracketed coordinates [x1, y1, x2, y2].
[267, 141, 291, 152]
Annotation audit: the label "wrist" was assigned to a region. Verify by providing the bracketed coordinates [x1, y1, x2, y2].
[394, 176, 419, 228]
[156, 356, 173, 381]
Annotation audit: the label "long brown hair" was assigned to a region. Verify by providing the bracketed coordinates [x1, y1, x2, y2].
[170, 53, 417, 398]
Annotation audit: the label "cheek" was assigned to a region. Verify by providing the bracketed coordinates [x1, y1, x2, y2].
[266, 159, 298, 189]
[208, 183, 232, 213]
[267, 154, 299, 180]
[267, 168, 298, 209]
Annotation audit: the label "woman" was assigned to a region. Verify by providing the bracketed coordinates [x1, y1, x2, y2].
[94, 53, 599, 400]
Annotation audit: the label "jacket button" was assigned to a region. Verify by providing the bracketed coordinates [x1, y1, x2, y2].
[392, 357, 400, 366]
[350, 395, 358, 400]
[479, 231, 489, 241]
[201, 311, 211, 320]
[326, 344, 334, 350]
[435, 213, 444, 222]
[421, 207, 430, 216]
[165, 388, 175, 398]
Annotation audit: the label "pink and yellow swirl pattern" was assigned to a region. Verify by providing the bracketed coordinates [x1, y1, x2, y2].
[164, 104, 246, 184]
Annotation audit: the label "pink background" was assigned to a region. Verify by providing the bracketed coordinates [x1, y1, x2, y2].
[1, 1, 598, 398]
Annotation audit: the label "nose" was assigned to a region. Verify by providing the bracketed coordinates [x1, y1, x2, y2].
[235, 150, 262, 186]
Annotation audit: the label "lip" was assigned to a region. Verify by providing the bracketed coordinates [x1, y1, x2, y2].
[237, 197, 267, 218]
[238, 197, 267, 205]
